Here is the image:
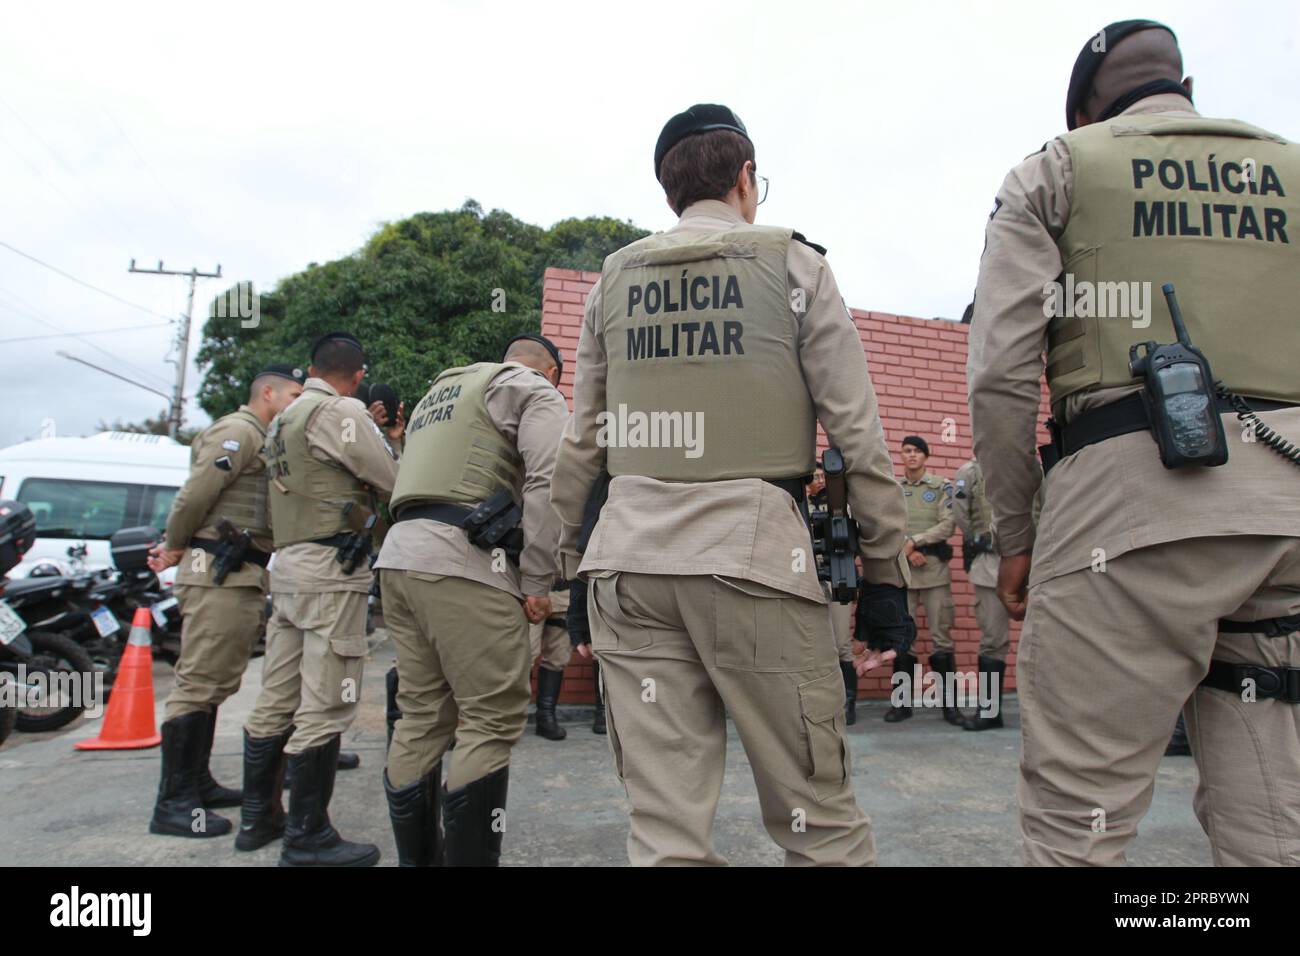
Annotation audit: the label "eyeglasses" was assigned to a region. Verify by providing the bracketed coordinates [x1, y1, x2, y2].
[756, 174, 769, 205]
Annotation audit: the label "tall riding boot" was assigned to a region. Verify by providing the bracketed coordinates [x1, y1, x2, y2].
[591, 660, 607, 735]
[385, 762, 443, 867]
[1165, 714, 1192, 756]
[150, 711, 233, 838]
[962, 657, 1006, 731]
[197, 707, 242, 807]
[443, 765, 509, 867]
[883, 652, 916, 722]
[929, 651, 961, 725]
[385, 665, 401, 751]
[535, 667, 567, 741]
[279, 735, 380, 867]
[840, 661, 858, 726]
[235, 727, 291, 851]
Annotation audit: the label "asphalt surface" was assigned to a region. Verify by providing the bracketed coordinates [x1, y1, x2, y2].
[0, 631, 1211, 866]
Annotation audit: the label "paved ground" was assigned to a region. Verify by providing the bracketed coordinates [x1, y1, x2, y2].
[0, 632, 1211, 866]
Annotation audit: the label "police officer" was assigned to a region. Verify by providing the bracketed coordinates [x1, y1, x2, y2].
[531, 581, 573, 740]
[952, 457, 1008, 731]
[146, 364, 304, 838]
[551, 104, 914, 866]
[889, 436, 957, 724]
[240, 332, 401, 866]
[808, 468, 860, 725]
[969, 20, 1300, 865]
[375, 334, 567, 867]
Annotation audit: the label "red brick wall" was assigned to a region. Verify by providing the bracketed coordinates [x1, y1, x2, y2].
[541, 267, 1049, 702]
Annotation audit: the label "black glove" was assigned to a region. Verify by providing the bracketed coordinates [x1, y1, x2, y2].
[566, 578, 590, 648]
[854, 583, 916, 655]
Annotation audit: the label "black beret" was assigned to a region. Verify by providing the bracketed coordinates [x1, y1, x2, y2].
[255, 363, 306, 385]
[503, 333, 563, 377]
[1066, 19, 1175, 130]
[654, 104, 751, 181]
[309, 331, 365, 363]
[901, 435, 931, 457]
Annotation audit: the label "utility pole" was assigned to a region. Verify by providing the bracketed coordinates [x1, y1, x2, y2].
[129, 259, 221, 438]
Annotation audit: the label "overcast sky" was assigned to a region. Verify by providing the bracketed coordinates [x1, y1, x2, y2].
[1, 0, 1296, 449]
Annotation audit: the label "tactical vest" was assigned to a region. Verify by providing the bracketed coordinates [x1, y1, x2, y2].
[903, 475, 947, 537]
[390, 362, 526, 513]
[964, 464, 991, 538]
[264, 386, 371, 547]
[599, 224, 815, 481]
[1048, 114, 1299, 414]
[199, 409, 270, 538]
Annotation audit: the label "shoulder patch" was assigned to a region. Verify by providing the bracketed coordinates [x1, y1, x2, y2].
[222, 439, 241, 453]
[792, 231, 827, 256]
[214, 456, 233, 472]
[989, 198, 1002, 221]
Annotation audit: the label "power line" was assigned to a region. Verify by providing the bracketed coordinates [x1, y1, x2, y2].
[0, 239, 168, 318]
[0, 321, 172, 344]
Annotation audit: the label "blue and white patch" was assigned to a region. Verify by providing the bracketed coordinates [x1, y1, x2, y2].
[222, 439, 241, 452]
[922, 489, 938, 503]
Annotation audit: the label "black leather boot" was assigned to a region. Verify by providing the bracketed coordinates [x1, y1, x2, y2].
[443, 766, 509, 867]
[535, 667, 567, 740]
[385, 762, 443, 867]
[929, 651, 961, 725]
[591, 660, 606, 735]
[337, 752, 361, 770]
[962, 657, 1006, 731]
[235, 728, 290, 851]
[150, 711, 233, 838]
[385, 665, 401, 751]
[1165, 714, 1191, 756]
[197, 707, 242, 807]
[884, 652, 916, 722]
[840, 661, 858, 726]
[279, 736, 380, 867]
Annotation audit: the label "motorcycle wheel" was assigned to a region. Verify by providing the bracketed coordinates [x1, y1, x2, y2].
[15, 632, 97, 733]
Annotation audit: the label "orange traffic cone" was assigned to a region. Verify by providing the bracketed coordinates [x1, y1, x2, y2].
[76, 607, 161, 750]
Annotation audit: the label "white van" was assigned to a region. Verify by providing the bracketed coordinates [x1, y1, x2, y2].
[0, 431, 190, 578]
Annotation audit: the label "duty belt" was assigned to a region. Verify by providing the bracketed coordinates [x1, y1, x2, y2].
[1040, 393, 1298, 474]
[764, 476, 808, 505]
[393, 502, 476, 527]
[190, 537, 272, 568]
[1200, 661, 1300, 703]
[306, 532, 356, 549]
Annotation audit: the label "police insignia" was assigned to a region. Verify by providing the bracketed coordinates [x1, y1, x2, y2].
[214, 456, 233, 472]
[923, 489, 937, 502]
[222, 439, 241, 452]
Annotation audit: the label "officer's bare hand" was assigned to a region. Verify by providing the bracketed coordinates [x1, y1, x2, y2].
[147, 544, 184, 574]
[906, 550, 927, 568]
[523, 595, 552, 624]
[576, 642, 593, 660]
[855, 647, 896, 676]
[368, 400, 405, 441]
[997, 553, 1032, 621]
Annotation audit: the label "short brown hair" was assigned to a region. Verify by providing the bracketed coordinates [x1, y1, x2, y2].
[658, 129, 755, 216]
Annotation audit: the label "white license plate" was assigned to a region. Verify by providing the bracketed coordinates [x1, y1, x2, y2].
[0, 601, 26, 646]
[151, 597, 178, 630]
[91, 605, 121, 638]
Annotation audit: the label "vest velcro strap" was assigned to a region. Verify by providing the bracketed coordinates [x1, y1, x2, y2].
[189, 537, 272, 568]
[1201, 660, 1300, 703]
[1042, 394, 1298, 474]
[1219, 614, 1300, 637]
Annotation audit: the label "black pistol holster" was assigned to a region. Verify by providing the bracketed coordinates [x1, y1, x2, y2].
[961, 534, 994, 573]
[394, 489, 524, 565]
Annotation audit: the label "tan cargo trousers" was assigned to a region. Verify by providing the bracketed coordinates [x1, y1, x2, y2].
[589, 571, 874, 867]
[829, 600, 854, 664]
[530, 619, 573, 672]
[244, 590, 369, 754]
[1018, 535, 1300, 866]
[380, 570, 531, 791]
[973, 586, 1011, 661]
[908, 584, 954, 653]
[165, 584, 265, 722]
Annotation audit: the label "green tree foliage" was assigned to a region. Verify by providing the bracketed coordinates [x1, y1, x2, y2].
[195, 201, 648, 417]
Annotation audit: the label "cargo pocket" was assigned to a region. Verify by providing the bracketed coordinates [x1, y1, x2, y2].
[588, 571, 653, 653]
[328, 635, 369, 659]
[799, 670, 849, 803]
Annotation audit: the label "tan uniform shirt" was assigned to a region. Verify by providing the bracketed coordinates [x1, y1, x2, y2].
[375, 365, 568, 599]
[551, 199, 908, 603]
[969, 94, 1300, 587]
[952, 459, 997, 590]
[270, 378, 401, 594]
[900, 472, 954, 590]
[165, 407, 271, 590]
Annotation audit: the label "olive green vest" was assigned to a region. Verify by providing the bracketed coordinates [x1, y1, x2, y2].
[963, 463, 991, 538]
[599, 224, 815, 481]
[264, 386, 370, 547]
[390, 362, 526, 513]
[201, 409, 270, 538]
[903, 474, 948, 537]
[1049, 114, 1299, 415]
